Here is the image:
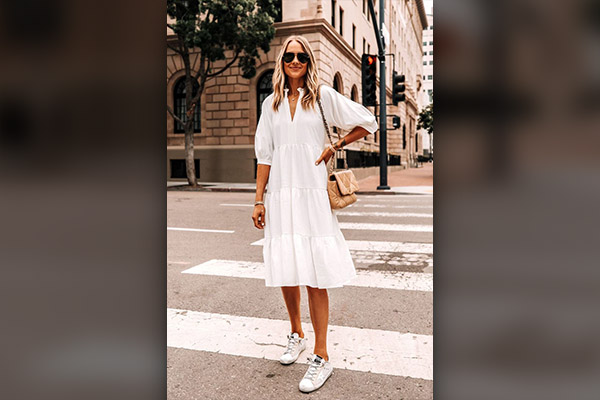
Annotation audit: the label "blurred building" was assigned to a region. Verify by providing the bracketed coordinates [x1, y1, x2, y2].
[167, 0, 428, 182]
[418, 10, 433, 159]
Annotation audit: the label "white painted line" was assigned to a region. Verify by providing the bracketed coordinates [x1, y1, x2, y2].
[357, 204, 432, 209]
[251, 239, 433, 254]
[220, 203, 254, 207]
[339, 222, 433, 232]
[356, 194, 433, 203]
[168, 227, 235, 233]
[182, 259, 432, 292]
[336, 211, 433, 218]
[167, 308, 433, 380]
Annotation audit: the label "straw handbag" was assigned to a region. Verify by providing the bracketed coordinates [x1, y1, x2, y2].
[316, 85, 360, 209]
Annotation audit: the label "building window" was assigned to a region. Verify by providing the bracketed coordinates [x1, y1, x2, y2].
[423, 41, 426, 46]
[339, 8, 344, 36]
[402, 124, 406, 149]
[367, 43, 370, 54]
[352, 24, 356, 49]
[429, 50, 433, 55]
[429, 41, 433, 45]
[256, 70, 274, 124]
[362, 38, 365, 54]
[428, 75, 433, 80]
[429, 60, 433, 65]
[423, 61, 427, 65]
[173, 77, 201, 133]
[331, 0, 336, 27]
[363, 0, 366, 14]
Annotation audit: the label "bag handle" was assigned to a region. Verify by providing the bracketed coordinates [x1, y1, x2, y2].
[316, 84, 343, 172]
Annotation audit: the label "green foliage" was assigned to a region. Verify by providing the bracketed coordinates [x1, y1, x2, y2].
[418, 98, 433, 135]
[167, 0, 277, 79]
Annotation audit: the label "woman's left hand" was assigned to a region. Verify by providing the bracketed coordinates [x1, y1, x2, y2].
[315, 147, 334, 166]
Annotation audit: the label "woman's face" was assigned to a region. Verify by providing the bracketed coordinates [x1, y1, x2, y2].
[282, 40, 309, 81]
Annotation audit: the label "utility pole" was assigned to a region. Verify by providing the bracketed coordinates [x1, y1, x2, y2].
[367, 0, 389, 190]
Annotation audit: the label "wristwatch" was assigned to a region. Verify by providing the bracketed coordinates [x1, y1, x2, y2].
[254, 201, 264, 206]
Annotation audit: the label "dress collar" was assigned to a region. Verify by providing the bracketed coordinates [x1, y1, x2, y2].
[284, 87, 305, 97]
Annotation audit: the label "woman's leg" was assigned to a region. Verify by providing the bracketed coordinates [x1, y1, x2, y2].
[281, 286, 305, 338]
[306, 286, 329, 361]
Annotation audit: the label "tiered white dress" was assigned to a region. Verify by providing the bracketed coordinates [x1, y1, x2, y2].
[254, 84, 378, 289]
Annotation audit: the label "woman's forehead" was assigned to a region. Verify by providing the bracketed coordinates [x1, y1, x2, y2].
[285, 40, 304, 52]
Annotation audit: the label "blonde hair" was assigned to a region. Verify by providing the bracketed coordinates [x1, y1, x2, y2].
[271, 35, 320, 112]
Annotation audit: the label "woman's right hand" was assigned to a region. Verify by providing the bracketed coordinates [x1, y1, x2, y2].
[252, 204, 266, 229]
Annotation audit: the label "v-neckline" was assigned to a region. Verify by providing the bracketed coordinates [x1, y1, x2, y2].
[285, 87, 303, 123]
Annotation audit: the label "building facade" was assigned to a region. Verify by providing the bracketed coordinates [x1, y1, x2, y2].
[167, 0, 428, 182]
[418, 10, 433, 158]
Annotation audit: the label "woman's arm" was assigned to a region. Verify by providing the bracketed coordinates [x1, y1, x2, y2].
[331, 126, 370, 150]
[315, 126, 371, 165]
[252, 164, 270, 229]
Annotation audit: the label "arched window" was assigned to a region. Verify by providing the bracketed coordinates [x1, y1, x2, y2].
[351, 85, 358, 102]
[173, 77, 201, 133]
[256, 70, 274, 124]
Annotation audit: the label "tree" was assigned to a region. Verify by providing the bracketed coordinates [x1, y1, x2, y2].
[167, 0, 277, 186]
[417, 100, 433, 135]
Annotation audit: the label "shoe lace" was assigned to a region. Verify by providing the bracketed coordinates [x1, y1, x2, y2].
[284, 334, 300, 355]
[304, 356, 323, 381]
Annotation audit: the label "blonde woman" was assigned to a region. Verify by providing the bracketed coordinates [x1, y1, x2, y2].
[252, 35, 378, 393]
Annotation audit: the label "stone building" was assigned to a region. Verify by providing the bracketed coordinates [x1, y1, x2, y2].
[167, 0, 428, 182]
[419, 9, 433, 158]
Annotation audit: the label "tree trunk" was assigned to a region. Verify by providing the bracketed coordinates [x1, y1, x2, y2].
[184, 122, 197, 187]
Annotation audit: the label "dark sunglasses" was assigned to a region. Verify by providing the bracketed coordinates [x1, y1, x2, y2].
[283, 52, 310, 64]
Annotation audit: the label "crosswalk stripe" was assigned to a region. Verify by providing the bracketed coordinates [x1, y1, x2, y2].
[182, 259, 433, 292]
[251, 239, 433, 254]
[336, 211, 433, 218]
[167, 308, 433, 380]
[338, 222, 433, 232]
[355, 204, 432, 209]
[168, 227, 235, 233]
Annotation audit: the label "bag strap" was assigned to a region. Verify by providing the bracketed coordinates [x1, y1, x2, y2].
[316, 84, 343, 172]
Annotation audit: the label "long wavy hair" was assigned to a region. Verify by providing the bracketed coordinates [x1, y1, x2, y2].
[271, 35, 320, 113]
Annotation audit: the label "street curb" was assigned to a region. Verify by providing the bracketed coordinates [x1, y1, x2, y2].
[167, 186, 430, 195]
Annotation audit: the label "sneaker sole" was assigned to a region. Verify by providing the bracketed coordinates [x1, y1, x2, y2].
[299, 370, 333, 393]
[279, 344, 306, 365]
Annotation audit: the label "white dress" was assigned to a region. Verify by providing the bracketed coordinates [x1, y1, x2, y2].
[254, 84, 378, 289]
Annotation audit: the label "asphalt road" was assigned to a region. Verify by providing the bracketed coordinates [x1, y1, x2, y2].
[167, 191, 433, 400]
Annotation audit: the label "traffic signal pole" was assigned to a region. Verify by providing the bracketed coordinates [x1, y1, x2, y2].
[367, 0, 389, 190]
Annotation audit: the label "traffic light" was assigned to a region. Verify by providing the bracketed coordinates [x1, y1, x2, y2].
[392, 71, 405, 105]
[392, 116, 400, 129]
[362, 54, 377, 106]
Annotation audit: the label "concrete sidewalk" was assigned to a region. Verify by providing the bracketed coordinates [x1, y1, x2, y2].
[167, 162, 433, 195]
[357, 162, 433, 195]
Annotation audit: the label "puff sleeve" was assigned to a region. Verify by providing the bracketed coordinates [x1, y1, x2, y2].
[319, 84, 378, 134]
[254, 96, 274, 166]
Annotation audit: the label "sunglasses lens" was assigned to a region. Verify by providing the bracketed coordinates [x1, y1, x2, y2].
[298, 53, 310, 63]
[283, 53, 295, 63]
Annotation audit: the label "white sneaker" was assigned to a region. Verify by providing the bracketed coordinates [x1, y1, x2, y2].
[298, 353, 333, 393]
[279, 332, 307, 365]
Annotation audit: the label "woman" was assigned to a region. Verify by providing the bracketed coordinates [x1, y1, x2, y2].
[252, 35, 378, 393]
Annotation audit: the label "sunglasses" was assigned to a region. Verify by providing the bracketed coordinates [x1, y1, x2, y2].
[283, 52, 310, 64]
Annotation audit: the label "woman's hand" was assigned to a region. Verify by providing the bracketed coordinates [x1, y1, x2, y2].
[315, 147, 335, 166]
[252, 204, 266, 229]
